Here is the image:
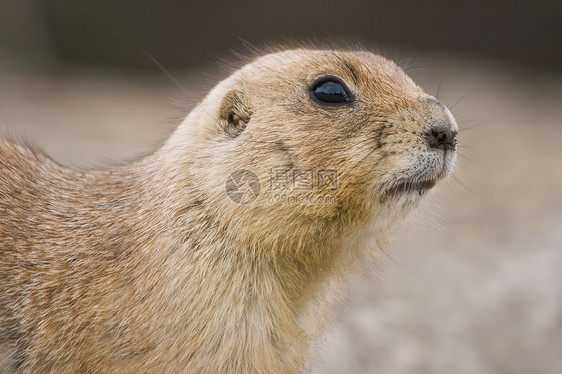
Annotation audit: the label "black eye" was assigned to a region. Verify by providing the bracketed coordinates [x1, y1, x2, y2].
[310, 77, 353, 105]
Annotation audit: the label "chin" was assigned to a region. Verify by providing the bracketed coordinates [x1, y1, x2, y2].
[379, 148, 457, 210]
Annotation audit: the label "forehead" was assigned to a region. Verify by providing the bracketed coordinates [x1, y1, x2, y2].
[242, 49, 413, 91]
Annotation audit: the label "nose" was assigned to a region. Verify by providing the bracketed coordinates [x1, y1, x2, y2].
[428, 127, 458, 150]
[425, 97, 458, 150]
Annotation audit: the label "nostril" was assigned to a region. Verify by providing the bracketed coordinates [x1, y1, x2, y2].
[429, 128, 458, 149]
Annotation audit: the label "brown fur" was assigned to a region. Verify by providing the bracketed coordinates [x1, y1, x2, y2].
[0, 49, 457, 373]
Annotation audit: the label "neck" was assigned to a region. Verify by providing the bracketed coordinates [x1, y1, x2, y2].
[103, 156, 351, 373]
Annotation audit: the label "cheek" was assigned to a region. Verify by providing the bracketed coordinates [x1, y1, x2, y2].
[360, 130, 428, 184]
[384, 128, 426, 156]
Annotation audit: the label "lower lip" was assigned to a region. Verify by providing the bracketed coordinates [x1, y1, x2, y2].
[387, 179, 436, 195]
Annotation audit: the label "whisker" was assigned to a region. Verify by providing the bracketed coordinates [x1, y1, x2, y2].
[422, 215, 447, 232]
[458, 123, 485, 132]
[377, 246, 403, 266]
[401, 67, 431, 74]
[457, 152, 476, 163]
[436, 77, 444, 100]
[450, 174, 469, 191]
[348, 253, 416, 321]
[448, 90, 471, 110]
[145, 51, 222, 130]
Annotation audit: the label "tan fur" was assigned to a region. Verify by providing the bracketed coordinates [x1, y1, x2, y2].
[0, 49, 457, 373]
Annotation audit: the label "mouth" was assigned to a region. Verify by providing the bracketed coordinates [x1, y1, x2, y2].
[385, 178, 437, 196]
[378, 144, 457, 201]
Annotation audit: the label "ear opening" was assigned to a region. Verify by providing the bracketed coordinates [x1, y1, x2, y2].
[218, 89, 251, 138]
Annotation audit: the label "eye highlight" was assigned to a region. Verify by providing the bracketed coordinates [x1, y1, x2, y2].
[309, 77, 353, 105]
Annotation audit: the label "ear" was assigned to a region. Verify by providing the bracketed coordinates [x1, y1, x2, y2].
[218, 89, 251, 137]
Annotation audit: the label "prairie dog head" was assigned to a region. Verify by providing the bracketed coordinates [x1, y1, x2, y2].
[164, 49, 457, 247]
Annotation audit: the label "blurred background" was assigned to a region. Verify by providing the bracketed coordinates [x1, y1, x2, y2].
[1, 1, 561, 373]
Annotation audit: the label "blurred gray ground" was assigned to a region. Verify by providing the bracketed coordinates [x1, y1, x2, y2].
[0, 51, 561, 374]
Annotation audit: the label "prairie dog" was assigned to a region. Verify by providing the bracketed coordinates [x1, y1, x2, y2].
[0, 49, 457, 373]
